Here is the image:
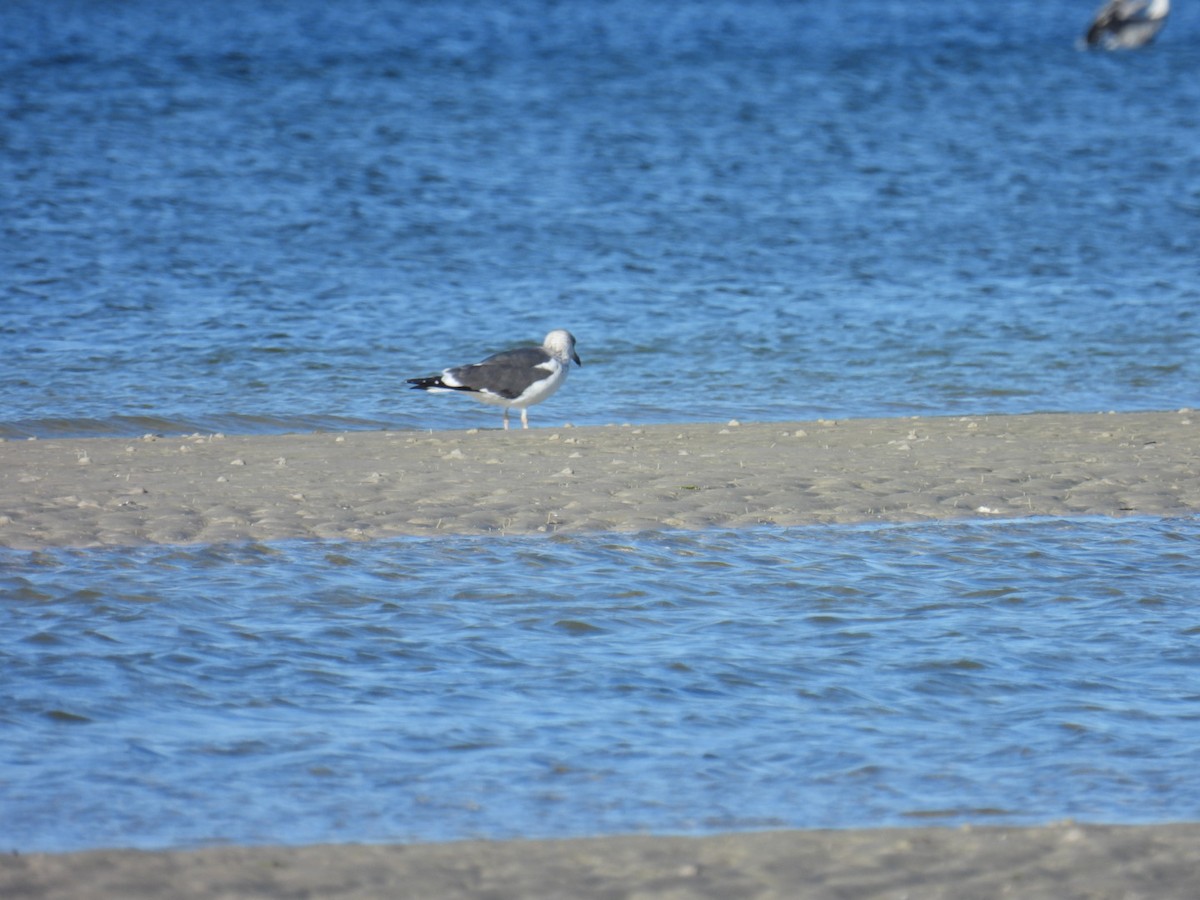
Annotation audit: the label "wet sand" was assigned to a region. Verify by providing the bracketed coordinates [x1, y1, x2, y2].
[1, 410, 1197, 549]
[5, 822, 1200, 899]
[4, 410, 1198, 897]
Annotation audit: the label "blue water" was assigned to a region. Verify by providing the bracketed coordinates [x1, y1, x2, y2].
[3, 0, 1200, 854]
[2, 0, 1198, 437]
[3, 517, 1199, 853]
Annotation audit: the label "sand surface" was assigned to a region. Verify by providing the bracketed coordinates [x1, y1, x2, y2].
[2, 410, 1197, 549]
[5, 822, 1200, 899]
[5, 410, 1199, 897]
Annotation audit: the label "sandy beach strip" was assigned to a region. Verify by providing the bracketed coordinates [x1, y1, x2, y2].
[1, 410, 1197, 550]
[5, 822, 1200, 899]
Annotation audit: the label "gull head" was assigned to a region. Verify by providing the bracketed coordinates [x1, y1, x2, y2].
[544, 329, 582, 367]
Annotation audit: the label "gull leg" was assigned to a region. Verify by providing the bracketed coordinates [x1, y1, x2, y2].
[521, 408, 529, 429]
[503, 408, 510, 430]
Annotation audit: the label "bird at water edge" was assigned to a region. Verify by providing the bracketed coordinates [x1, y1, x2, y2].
[407, 330, 582, 430]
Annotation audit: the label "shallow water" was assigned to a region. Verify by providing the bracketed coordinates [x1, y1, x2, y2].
[4, 0, 1200, 855]
[3, 516, 1199, 852]
[2, 0, 1199, 438]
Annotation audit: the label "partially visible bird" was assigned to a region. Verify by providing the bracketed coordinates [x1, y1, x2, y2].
[408, 330, 582, 430]
[1083, 0, 1170, 49]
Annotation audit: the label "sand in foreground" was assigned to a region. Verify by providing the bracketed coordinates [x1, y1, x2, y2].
[5, 823, 1200, 899]
[1, 411, 1197, 549]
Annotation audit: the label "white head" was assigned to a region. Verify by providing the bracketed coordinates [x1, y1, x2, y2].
[543, 330, 582, 367]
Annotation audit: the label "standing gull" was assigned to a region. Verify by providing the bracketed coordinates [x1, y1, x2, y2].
[1083, 0, 1169, 49]
[408, 330, 582, 430]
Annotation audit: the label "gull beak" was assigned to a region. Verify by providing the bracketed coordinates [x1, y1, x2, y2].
[572, 350, 582, 367]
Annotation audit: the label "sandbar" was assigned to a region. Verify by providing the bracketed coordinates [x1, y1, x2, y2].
[5, 822, 1200, 899]
[1, 410, 1197, 550]
[5, 411, 1200, 898]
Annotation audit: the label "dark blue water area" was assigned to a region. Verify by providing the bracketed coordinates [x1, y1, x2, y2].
[2, 0, 1200, 438]
[2, 516, 1198, 852]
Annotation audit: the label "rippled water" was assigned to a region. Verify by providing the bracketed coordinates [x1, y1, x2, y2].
[2, 0, 1199, 438]
[3, 517, 1199, 852]
[4, 0, 1199, 856]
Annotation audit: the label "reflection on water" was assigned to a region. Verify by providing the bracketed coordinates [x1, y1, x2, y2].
[3, 516, 1198, 852]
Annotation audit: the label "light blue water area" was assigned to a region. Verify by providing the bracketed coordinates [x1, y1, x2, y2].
[2, 516, 1199, 852]
[3, 0, 1200, 857]
[2, 0, 1199, 437]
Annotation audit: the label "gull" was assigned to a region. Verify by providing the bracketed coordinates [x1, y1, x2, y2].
[408, 329, 582, 430]
[1083, 0, 1170, 49]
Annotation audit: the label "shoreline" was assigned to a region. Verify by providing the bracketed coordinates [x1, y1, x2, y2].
[6, 822, 1200, 899]
[5, 414, 1199, 896]
[1, 410, 1197, 550]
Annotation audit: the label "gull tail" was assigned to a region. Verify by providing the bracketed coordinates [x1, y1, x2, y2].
[407, 376, 474, 394]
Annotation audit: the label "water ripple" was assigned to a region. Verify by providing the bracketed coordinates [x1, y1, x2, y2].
[2, 1, 1199, 436]
[1, 516, 1198, 851]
